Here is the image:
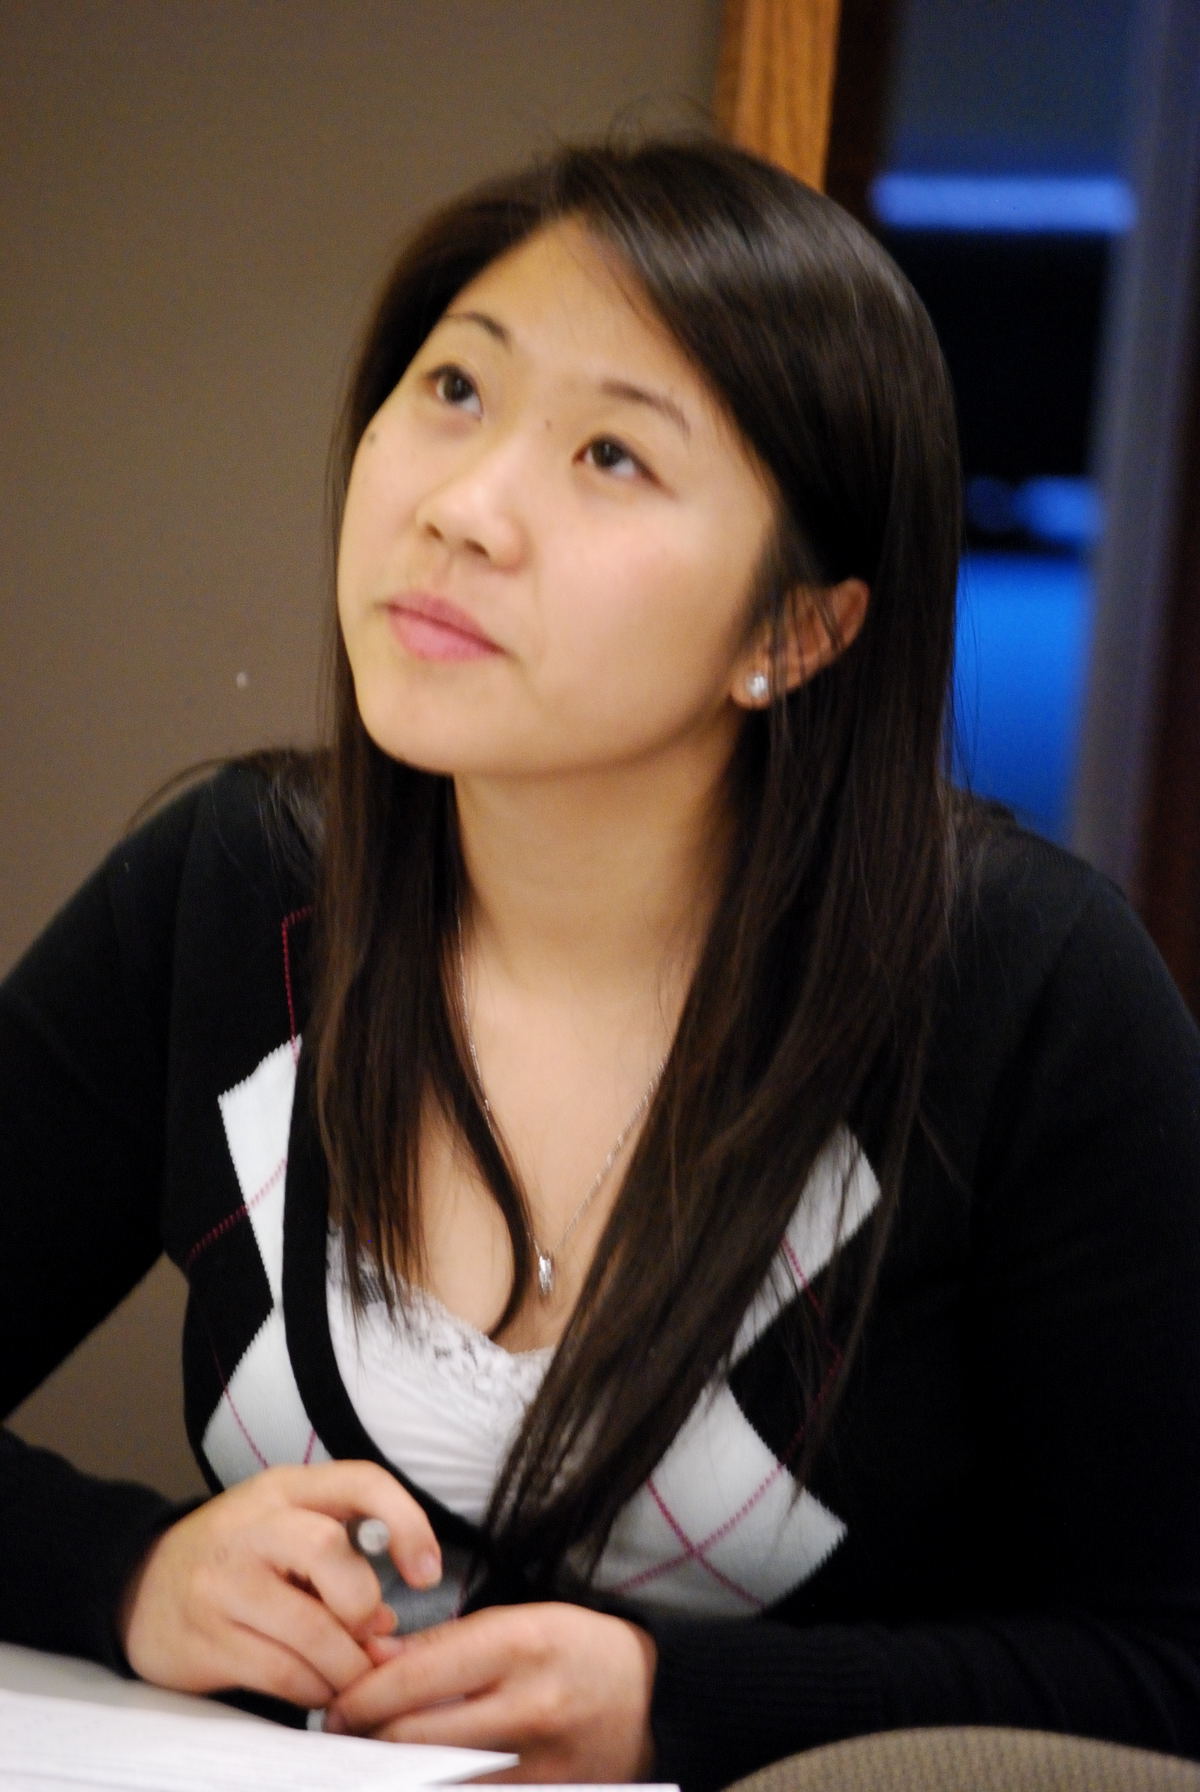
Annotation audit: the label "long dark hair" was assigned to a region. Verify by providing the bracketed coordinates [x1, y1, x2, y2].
[304, 136, 963, 1579]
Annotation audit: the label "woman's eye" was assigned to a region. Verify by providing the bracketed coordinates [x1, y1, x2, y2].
[583, 437, 645, 480]
[431, 366, 481, 414]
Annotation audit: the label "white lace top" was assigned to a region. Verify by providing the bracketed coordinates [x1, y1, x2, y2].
[327, 1250, 552, 1527]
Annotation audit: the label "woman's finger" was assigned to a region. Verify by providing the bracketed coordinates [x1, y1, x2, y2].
[329, 1614, 507, 1733]
[265, 1461, 444, 1591]
[255, 1504, 394, 1636]
[209, 1621, 339, 1710]
[219, 1558, 375, 1694]
[365, 1690, 518, 1751]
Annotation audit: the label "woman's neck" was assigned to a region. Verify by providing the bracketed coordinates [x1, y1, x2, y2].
[453, 756, 733, 1007]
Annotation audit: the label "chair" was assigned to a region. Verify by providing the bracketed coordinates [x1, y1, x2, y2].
[726, 1726, 1200, 1791]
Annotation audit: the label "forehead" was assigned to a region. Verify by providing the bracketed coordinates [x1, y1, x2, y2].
[438, 220, 726, 420]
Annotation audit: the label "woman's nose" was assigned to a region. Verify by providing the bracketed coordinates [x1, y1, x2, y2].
[413, 437, 528, 568]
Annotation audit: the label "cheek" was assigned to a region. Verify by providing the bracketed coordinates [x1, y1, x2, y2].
[340, 453, 387, 555]
[338, 429, 419, 587]
[336, 461, 375, 605]
[573, 530, 755, 685]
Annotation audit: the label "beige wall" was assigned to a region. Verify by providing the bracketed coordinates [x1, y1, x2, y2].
[2, 0, 722, 1497]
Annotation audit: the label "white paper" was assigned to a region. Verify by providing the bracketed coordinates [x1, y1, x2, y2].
[0, 1686, 513, 1791]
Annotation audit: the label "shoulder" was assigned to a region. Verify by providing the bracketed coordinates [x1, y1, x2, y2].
[65, 754, 322, 1051]
[954, 819, 1114, 979]
[95, 755, 325, 1093]
[924, 816, 1200, 1190]
[109, 753, 320, 928]
[944, 814, 1190, 1049]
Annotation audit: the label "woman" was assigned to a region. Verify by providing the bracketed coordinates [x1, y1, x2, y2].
[3, 137, 1200, 1790]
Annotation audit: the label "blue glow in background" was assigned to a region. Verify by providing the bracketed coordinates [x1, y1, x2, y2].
[953, 552, 1092, 842]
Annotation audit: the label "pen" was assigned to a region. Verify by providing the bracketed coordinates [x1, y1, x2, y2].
[349, 1521, 476, 1633]
[347, 1515, 391, 1559]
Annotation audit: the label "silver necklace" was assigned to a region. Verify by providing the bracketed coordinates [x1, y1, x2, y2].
[455, 930, 665, 1299]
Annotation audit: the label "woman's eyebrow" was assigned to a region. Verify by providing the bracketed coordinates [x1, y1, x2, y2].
[439, 310, 691, 438]
[599, 379, 691, 440]
[442, 309, 510, 345]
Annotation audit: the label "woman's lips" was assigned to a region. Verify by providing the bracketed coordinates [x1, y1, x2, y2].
[385, 593, 501, 663]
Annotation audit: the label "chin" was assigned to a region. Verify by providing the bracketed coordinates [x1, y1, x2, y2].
[355, 712, 483, 779]
[361, 729, 460, 778]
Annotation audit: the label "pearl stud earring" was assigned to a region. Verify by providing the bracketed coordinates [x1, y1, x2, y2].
[746, 670, 770, 703]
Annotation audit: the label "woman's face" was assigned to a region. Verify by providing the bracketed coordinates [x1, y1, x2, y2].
[337, 219, 778, 793]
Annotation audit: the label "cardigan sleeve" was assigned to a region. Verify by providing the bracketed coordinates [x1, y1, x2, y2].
[0, 782, 207, 1665]
[644, 857, 1200, 1792]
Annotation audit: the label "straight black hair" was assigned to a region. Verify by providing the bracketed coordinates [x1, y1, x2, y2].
[302, 135, 964, 1578]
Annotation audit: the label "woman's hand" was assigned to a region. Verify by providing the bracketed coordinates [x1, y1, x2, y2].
[118, 1461, 442, 1709]
[324, 1601, 657, 1783]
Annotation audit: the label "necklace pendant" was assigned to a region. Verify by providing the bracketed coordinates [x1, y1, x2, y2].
[536, 1250, 555, 1299]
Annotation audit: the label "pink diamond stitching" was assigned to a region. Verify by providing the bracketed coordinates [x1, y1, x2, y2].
[608, 1236, 848, 1604]
[642, 1476, 765, 1610]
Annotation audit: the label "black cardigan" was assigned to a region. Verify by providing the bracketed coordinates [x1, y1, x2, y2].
[4, 765, 1200, 1791]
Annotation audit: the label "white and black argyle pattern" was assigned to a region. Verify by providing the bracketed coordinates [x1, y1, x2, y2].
[179, 908, 879, 1619]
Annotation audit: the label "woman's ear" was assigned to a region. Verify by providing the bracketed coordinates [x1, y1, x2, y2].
[732, 577, 870, 708]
